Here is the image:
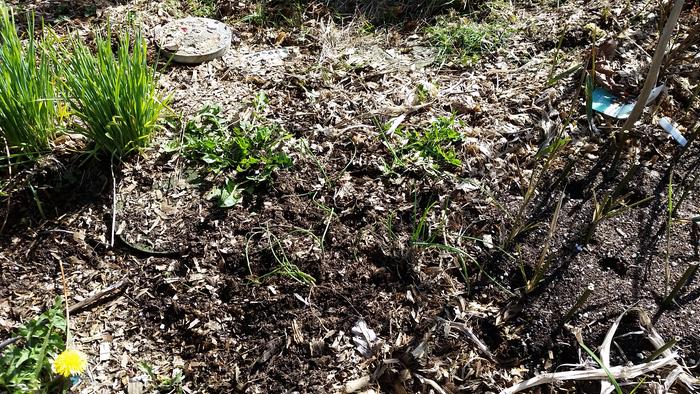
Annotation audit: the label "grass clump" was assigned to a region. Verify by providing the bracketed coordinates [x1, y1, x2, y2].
[174, 96, 292, 207]
[0, 299, 67, 393]
[382, 115, 464, 174]
[0, 6, 58, 155]
[245, 224, 316, 285]
[138, 362, 186, 394]
[62, 29, 167, 158]
[186, 0, 218, 17]
[427, 11, 511, 65]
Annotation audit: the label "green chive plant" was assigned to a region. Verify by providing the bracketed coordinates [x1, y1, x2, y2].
[403, 197, 515, 296]
[663, 262, 699, 308]
[506, 135, 570, 247]
[0, 6, 58, 155]
[523, 191, 563, 293]
[62, 29, 167, 158]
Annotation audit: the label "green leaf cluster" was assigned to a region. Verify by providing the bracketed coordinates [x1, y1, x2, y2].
[383, 115, 465, 174]
[0, 298, 67, 393]
[174, 103, 292, 207]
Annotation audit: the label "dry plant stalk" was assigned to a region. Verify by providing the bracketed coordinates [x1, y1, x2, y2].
[639, 310, 700, 392]
[0, 136, 10, 234]
[502, 308, 691, 394]
[620, 0, 685, 133]
[500, 355, 676, 394]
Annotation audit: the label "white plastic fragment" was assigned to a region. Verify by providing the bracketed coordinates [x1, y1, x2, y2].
[351, 320, 379, 358]
[99, 342, 111, 362]
[659, 117, 687, 146]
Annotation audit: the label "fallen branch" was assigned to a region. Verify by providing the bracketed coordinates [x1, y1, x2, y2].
[0, 336, 19, 352]
[68, 279, 128, 314]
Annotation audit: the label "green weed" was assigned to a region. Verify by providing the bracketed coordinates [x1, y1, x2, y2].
[186, 0, 217, 17]
[245, 225, 316, 285]
[427, 12, 510, 66]
[138, 362, 185, 394]
[381, 115, 464, 175]
[239, 1, 305, 27]
[241, 3, 267, 25]
[583, 164, 650, 244]
[0, 298, 67, 393]
[173, 100, 292, 207]
[62, 28, 167, 158]
[0, 6, 58, 155]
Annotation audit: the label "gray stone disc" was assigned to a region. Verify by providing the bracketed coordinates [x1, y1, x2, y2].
[155, 17, 232, 64]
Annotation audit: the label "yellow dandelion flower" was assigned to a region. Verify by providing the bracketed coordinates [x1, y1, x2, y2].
[52, 348, 88, 377]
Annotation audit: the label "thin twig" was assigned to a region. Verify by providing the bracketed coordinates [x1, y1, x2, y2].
[0, 336, 19, 352]
[0, 136, 11, 234]
[110, 155, 116, 248]
[68, 279, 128, 314]
[56, 255, 71, 347]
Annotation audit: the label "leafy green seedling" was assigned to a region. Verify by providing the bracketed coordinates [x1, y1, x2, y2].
[138, 362, 185, 394]
[382, 116, 465, 175]
[174, 102, 292, 207]
[0, 298, 67, 393]
[207, 178, 242, 208]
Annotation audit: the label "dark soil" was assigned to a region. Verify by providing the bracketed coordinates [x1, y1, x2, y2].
[2, 0, 700, 393]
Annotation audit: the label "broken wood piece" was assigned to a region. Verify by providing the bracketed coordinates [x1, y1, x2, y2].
[0, 336, 19, 351]
[598, 306, 634, 394]
[69, 280, 128, 314]
[440, 318, 495, 361]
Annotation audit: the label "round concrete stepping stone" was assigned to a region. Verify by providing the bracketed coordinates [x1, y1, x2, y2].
[155, 17, 232, 64]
